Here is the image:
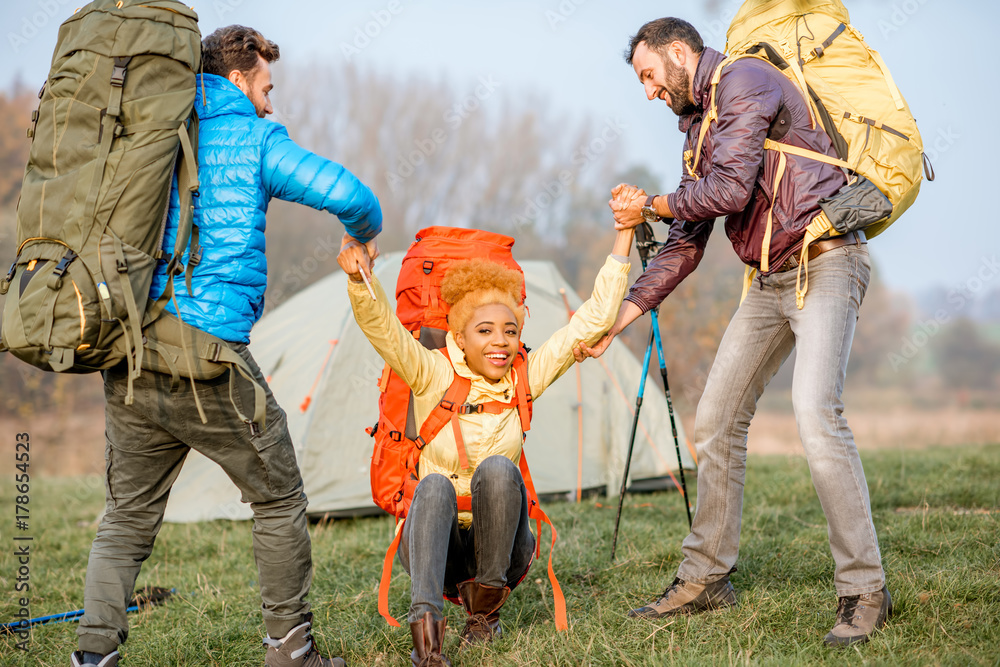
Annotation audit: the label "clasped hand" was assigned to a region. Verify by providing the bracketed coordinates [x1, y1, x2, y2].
[608, 182, 647, 230]
[337, 232, 379, 282]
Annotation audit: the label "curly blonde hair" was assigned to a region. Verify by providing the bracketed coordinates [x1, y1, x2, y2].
[441, 259, 525, 334]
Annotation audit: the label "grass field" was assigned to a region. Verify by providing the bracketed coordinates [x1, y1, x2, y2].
[1, 444, 998, 666]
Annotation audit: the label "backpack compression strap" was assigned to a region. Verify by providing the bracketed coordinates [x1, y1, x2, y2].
[518, 449, 568, 631]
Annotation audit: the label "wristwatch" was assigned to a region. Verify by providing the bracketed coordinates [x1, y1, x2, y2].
[641, 195, 662, 223]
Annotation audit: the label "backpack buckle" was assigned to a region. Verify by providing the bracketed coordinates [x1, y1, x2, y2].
[458, 403, 483, 415]
[439, 399, 456, 412]
[413, 435, 427, 449]
[165, 257, 184, 277]
[116, 258, 127, 273]
[0, 262, 14, 295]
[52, 250, 77, 278]
[246, 419, 262, 438]
[422, 260, 434, 275]
[47, 250, 77, 288]
[110, 57, 130, 88]
[389, 430, 402, 442]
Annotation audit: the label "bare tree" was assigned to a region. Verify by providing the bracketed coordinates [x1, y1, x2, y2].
[262, 61, 625, 312]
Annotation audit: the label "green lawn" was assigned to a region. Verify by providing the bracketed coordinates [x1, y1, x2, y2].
[2, 444, 998, 666]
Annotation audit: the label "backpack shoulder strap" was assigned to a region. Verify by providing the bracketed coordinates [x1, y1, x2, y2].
[415, 348, 472, 468]
[512, 346, 532, 432]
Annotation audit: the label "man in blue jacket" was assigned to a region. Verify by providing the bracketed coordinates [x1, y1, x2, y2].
[73, 26, 381, 667]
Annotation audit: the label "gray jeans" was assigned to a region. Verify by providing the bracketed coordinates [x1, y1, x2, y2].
[398, 455, 535, 623]
[677, 244, 884, 597]
[78, 344, 313, 655]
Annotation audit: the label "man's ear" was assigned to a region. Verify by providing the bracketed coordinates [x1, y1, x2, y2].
[668, 40, 687, 68]
[228, 69, 247, 93]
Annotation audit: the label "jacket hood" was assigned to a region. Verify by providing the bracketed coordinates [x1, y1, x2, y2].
[195, 73, 257, 120]
[679, 47, 726, 133]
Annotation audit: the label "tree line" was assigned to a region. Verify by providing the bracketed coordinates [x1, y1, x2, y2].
[0, 61, 997, 425]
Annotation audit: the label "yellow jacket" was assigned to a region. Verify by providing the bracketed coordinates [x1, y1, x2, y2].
[348, 255, 630, 526]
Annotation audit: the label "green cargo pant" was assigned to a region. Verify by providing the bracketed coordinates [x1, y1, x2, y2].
[78, 344, 313, 655]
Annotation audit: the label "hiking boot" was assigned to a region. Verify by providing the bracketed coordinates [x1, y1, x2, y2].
[409, 612, 451, 667]
[70, 651, 119, 667]
[824, 585, 892, 647]
[263, 613, 346, 667]
[628, 576, 737, 619]
[456, 580, 510, 645]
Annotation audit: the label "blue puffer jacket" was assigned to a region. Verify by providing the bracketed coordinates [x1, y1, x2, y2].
[150, 73, 382, 343]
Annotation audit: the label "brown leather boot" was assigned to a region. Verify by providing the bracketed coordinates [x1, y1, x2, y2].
[456, 580, 510, 645]
[409, 612, 451, 667]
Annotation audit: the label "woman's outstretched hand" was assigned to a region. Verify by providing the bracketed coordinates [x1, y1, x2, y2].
[609, 183, 646, 230]
[573, 336, 614, 362]
[338, 232, 374, 283]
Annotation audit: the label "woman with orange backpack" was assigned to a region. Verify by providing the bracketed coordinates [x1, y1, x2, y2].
[338, 227, 633, 665]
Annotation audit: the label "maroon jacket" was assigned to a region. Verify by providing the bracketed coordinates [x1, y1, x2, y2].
[626, 47, 846, 313]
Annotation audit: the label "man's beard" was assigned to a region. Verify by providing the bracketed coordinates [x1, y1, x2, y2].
[250, 93, 268, 118]
[664, 60, 697, 117]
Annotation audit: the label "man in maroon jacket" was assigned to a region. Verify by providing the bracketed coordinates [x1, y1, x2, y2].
[575, 18, 890, 647]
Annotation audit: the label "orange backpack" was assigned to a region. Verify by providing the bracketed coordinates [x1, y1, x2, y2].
[367, 226, 567, 630]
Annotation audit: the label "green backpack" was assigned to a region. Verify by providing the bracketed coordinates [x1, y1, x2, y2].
[0, 0, 265, 431]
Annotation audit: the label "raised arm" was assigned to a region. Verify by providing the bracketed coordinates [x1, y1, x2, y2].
[526, 229, 633, 398]
[262, 126, 383, 242]
[343, 258, 451, 396]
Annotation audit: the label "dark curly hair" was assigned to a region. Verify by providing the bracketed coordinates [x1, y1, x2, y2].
[201, 25, 280, 79]
[625, 17, 703, 65]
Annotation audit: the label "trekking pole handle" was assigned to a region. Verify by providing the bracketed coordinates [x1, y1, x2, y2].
[635, 221, 671, 266]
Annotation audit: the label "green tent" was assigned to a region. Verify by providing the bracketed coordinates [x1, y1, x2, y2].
[163, 253, 693, 523]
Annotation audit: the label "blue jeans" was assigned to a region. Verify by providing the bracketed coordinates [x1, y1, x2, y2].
[398, 456, 535, 623]
[676, 244, 884, 596]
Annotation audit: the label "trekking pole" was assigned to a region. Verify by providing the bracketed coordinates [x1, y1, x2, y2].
[648, 309, 692, 528]
[1, 587, 174, 635]
[610, 322, 655, 561]
[635, 221, 693, 529]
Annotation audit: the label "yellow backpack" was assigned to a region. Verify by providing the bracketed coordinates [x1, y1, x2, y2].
[690, 0, 933, 307]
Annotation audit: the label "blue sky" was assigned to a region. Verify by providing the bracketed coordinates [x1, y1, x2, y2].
[1, 0, 996, 296]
